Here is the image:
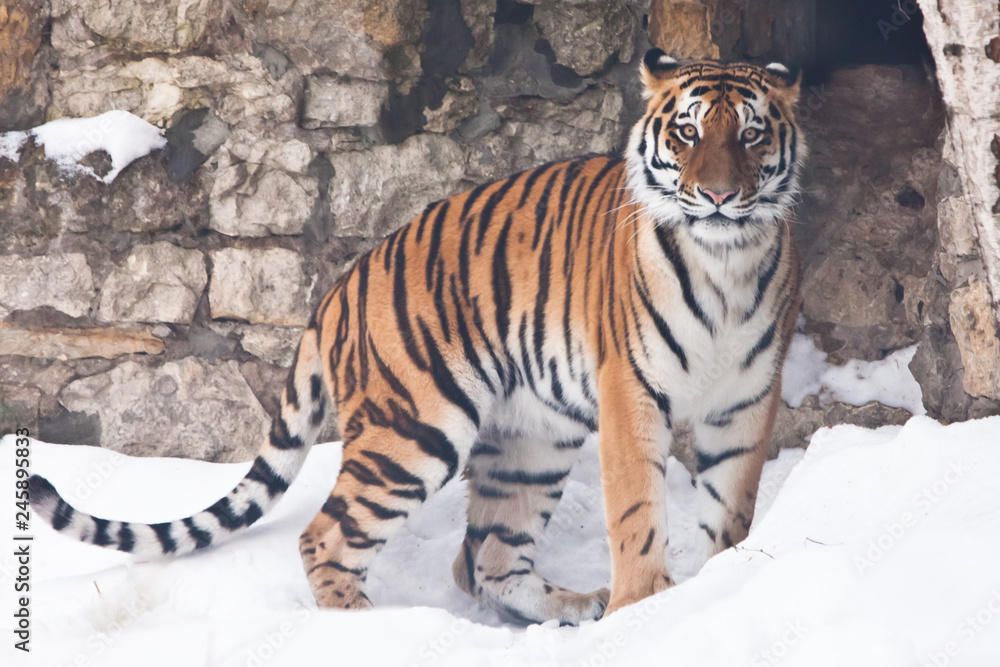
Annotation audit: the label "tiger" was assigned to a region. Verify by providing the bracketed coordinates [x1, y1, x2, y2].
[29, 49, 805, 625]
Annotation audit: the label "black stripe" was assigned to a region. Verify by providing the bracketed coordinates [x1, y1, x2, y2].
[341, 459, 386, 487]
[356, 255, 370, 389]
[151, 522, 178, 553]
[742, 319, 777, 369]
[619, 501, 645, 524]
[476, 176, 519, 254]
[459, 181, 492, 224]
[696, 446, 754, 473]
[699, 523, 717, 542]
[361, 449, 425, 488]
[484, 568, 531, 582]
[51, 499, 74, 531]
[414, 201, 437, 243]
[117, 523, 135, 552]
[450, 276, 496, 394]
[532, 170, 559, 250]
[744, 239, 783, 321]
[392, 225, 427, 370]
[474, 485, 511, 499]
[654, 225, 713, 333]
[533, 226, 553, 370]
[207, 497, 262, 530]
[463, 540, 476, 590]
[554, 438, 585, 450]
[634, 275, 688, 372]
[246, 456, 290, 498]
[92, 517, 113, 546]
[491, 213, 515, 343]
[702, 481, 724, 504]
[517, 162, 552, 208]
[183, 517, 213, 549]
[417, 317, 480, 427]
[705, 379, 774, 427]
[470, 442, 502, 456]
[367, 400, 460, 486]
[425, 201, 450, 290]
[269, 416, 303, 450]
[487, 469, 569, 485]
[433, 258, 451, 344]
[367, 336, 418, 414]
[639, 528, 655, 555]
[355, 495, 408, 520]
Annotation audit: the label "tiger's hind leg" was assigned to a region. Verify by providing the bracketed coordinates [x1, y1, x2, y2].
[451, 433, 608, 625]
[300, 401, 473, 609]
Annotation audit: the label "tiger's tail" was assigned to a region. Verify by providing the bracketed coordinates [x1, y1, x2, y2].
[28, 326, 328, 557]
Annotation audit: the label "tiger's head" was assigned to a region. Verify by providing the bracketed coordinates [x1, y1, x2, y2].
[627, 49, 806, 246]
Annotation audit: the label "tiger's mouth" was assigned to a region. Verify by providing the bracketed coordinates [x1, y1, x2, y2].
[686, 212, 750, 227]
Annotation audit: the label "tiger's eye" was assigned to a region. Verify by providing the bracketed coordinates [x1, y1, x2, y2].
[680, 125, 698, 140]
[741, 127, 760, 143]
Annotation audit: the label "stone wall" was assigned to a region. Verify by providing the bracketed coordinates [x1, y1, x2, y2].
[1, 0, 997, 463]
[0, 0, 648, 461]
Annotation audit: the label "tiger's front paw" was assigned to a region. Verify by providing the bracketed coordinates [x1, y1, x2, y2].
[604, 571, 674, 617]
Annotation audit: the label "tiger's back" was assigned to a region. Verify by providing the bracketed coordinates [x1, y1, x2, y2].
[30, 50, 804, 625]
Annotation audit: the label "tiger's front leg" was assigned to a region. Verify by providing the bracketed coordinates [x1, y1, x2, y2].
[692, 383, 782, 564]
[599, 366, 674, 617]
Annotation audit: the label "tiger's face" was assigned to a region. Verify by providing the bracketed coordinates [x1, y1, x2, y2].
[627, 50, 805, 246]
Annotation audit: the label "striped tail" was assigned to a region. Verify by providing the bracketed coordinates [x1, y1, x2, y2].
[28, 327, 328, 557]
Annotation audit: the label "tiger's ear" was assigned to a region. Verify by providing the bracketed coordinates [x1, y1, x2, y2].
[764, 62, 802, 105]
[641, 48, 681, 93]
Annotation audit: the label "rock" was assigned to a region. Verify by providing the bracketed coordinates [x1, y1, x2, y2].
[533, 1, 634, 76]
[948, 280, 1000, 400]
[459, 0, 496, 72]
[918, 0, 1000, 329]
[50, 0, 217, 55]
[648, 0, 720, 59]
[0, 323, 164, 359]
[468, 86, 624, 181]
[0, 383, 40, 437]
[0, 253, 94, 319]
[208, 126, 318, 237]
[99, 242, 207, 324]
[49, 54, 299, 126]
[328, 133, 466, 237]
[0, 0, 49, 130]
[303, 76, 389, 129]
[235, 325, 303, 368]
[209, 248, 313, 326]
[423, 77, 479, 133]
[59, 358, 269, 462]
[164, 108, 231, 184]
[252, 0, 423, 79]
[798, 66, 943, 362]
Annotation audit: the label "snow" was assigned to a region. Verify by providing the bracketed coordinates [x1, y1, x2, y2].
[0, 111, 166, 183]
[782, 331, 925, 415]
[0, 131, 28, 162]
[3, 414, 999, 666]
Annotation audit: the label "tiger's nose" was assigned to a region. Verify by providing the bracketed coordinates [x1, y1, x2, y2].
[698, 187, 737, 206]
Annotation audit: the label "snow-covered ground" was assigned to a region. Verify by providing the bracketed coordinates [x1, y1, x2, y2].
[2, 412, 999, 666]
